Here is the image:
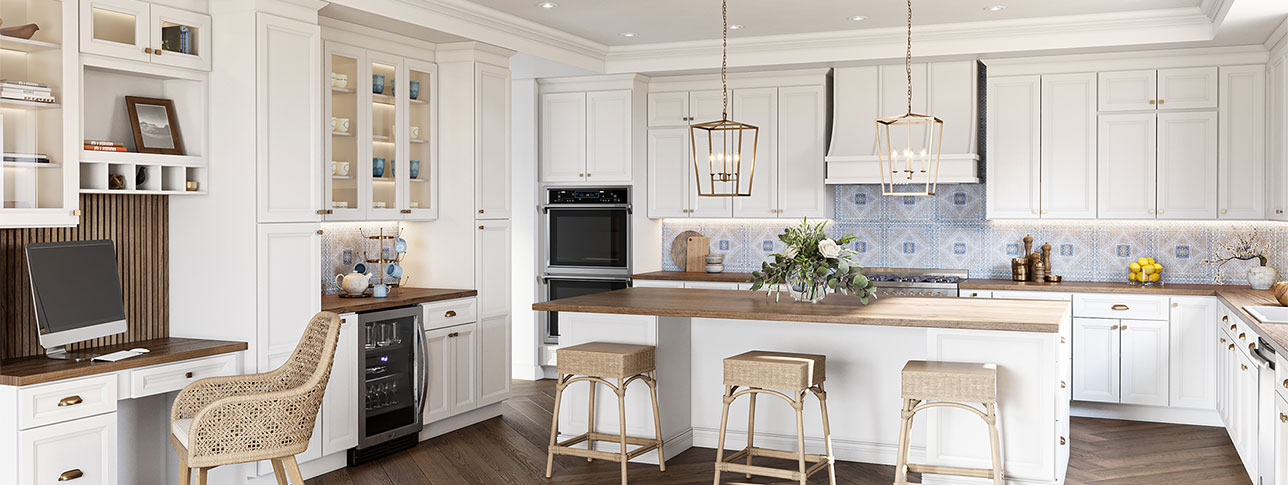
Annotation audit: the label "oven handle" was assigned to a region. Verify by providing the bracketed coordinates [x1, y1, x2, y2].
[541, 203, 632, 213]
[542, 275, 632, 282]
[1251, 343, 1275, 370]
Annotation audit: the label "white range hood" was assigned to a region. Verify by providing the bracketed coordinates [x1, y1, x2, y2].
[825, 61, 982, 185]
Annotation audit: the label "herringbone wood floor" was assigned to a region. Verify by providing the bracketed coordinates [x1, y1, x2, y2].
[307, 379, 1250, 484]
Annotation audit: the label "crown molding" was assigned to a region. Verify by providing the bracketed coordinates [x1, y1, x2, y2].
[603, 8, 1214, 73]
[1267, 15, 1288, 52]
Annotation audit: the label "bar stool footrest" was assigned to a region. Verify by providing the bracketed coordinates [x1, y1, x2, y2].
[716, 446, 831, 481]
[907, 462, 999, 480]
[550, 432, 661, 463]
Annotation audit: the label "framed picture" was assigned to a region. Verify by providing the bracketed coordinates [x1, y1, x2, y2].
[125, 96, 184, 155]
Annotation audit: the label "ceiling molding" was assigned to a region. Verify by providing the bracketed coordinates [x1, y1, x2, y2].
[603, 8, 1215, 74]
[1267, 15, 1288, 51]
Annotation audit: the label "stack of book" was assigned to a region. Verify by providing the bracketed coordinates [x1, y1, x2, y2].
[84, 140, 128, 152]
[3, 153, 52, 164]
[0, 80, 54, 104]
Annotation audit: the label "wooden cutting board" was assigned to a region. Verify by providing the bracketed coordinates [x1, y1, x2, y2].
[686, 236, 710, 273]
[670, 230, 702, 271]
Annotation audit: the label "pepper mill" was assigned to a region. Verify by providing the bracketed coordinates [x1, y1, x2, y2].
[1030, 255, 1049, 283]
[1040, 242, 1052, 268]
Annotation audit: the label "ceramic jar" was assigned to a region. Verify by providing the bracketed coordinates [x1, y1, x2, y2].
[1248, 266, 1277, 290]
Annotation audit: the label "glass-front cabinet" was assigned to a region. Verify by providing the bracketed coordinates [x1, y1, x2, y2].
[323, 41, 436, 221]
[0, 0, 79, 227]
[80, 0, 211, 71]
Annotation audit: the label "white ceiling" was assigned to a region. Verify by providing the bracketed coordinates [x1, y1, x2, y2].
[467, 0, 1205, 45]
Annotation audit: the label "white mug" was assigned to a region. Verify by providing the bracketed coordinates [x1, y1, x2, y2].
[337, 118, 350, 133]
[410, 126, 420, 139]
[332, 73, 348, 89]
[330, 117, 337, 131]
[331, 161, 338, 175]
[338, 162, 350, 176]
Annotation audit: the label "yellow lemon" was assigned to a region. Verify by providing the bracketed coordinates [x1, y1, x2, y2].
[1129, 262, 1141, 272]
[1142, 265, 1155, 275]
[1153, 263, 1163, 273]
[1128, 272, 1138, 282]
[1137, 257, 1149, 266]
[1147, 257, 1156, 265]
[1149, 273, 1161, 282]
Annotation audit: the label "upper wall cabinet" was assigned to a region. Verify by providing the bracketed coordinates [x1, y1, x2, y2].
[257, 13, 321, 223]
[538, 75, 645, 186]
[80, 0, 211, 71]
[1270, 54, 1288, 220]
[985, 75, 1041, 219]
[826, 61, 981, 185]
[1098, 68, 1217, 112]
[1217, 65, 1265, 220]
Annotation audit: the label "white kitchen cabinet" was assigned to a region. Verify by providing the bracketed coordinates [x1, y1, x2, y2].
[1217, 316, 1232, 425]
[476, 64, 512, 220]
[1217, 65, 1266, 220]
[1157, 67, 1219, 110]
[732, 88, 778, 218]
[321, 313, 359, 455]
[1097, 114, 1157, 219]
[1168, 297, 1217, 410]
[1073, 318, 1121, 403]
[1232, 349, 1258, 481]
[81, 0, 212, 71]
[423, 325, 453, 424]
[1099, 70, 1157, 112]
[647, 92, 690, 127]
[1041, 73, 1098, 218]
[476, 219, 512, 407]
[450, 322, 479, 415]
[1276, 394, 1288, 485]
[539, 92, 586, 183]
[256, 13, 322, 223]
[1156, 111, 1218, 220]
[646, 128, 691, 218]
[985, 75, 1042, 219]
[1269, 56, 1287, 220]
[18, 413, 117, 485]
[255, 223, 322, 373]
[777, 85, 828, 218]
[1119, 319, 1169, 406]
[959, 290, 993, 299]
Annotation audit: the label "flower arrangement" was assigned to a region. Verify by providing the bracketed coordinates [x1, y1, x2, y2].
[1204, 229, 1275, 288]
[748, 218, 876, 303]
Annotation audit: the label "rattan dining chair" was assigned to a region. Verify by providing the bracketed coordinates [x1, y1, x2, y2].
[170, 311, 343, 485]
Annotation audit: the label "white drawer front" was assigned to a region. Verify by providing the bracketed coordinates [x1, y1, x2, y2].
[424, 298, 478, 331]
[991, 290, 1073, 301]
[18, 374, 117, 430]
[19, 413, 117, 485]
[1278, 351, 1288, 401]
[959, 290, 992, 298]
[1073, 294, 1169, 320]
[129, 354, 238, 399]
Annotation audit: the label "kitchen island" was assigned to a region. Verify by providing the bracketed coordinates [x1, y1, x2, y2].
[534, 287, 1073, 485]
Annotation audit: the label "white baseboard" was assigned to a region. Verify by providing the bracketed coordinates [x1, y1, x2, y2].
[513, 364, 544, 381]
[420, 402, 505, 441]
[1071, 401, 1222, 427]
[690, 426, 924, 467]
[922, 474, 1059, 485]
[555, 428, 692, 465]
[541, 365, 558, 379]
[245, 452, 346, 484]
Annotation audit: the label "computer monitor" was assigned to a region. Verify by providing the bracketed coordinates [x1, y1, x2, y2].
[26, 240, 128, 360]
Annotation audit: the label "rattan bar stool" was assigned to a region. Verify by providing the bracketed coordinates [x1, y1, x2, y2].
[894, 361, 1004, 485]
[546, 342, 665, 485]
[713, 350, 835, 485]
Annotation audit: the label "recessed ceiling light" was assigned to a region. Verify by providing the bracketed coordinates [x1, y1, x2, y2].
[848, 15, 869, 21]
[536, 2, 558, 9]
[983, 5, 1006, 11]
[621, 32, 638, 38]
[728, 24, 744, 30]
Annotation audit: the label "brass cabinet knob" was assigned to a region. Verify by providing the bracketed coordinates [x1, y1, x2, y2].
[445, 310, 457, 318]
[1282, 379, 1287, 389]
[1041, 209, 1048, 214]
[316, 209, 328, 215]
[1222, 316, 1229, 322]
[316, 230, 323, 235]
[1231, 324, 1238, 331]
[1148, 99, 1156, 104]
[73, 209, 83, 216]
[1221, 337, 1227, 343]
[1239, 332, 1246, 341]
[1147, 209, 1154, 214]
[1158, 209, 1164, 214]
[58, 469, 83, 481]
[479, 225, 484, 230]
[1032, 209, 1039, 214]
[1110, 324, 1119, 330]
[57, 395, 82, 407]
[1281, 413, 1287, 423]
[144, 47, 153, 54]
[1250, 343, 1257, 352]
[185, 372, 194, 379]
[1278, 210, 1285, 214]
[1230, 343, 1236, 351]
[1157, 99, 1164, 104]
[1120, 324, 1128, 330]
[1060, 380, 1066, 389]
[401, 209, 412, 214]
[1221, 209, 1228, 214]
[585, 173, 591, 177]
[1242, 363, 1249, 371]
[1059, 437, 1067, 445]
[1060, 336, 1066, 344]
[1172, 302, 1178, 307]
[479, 209, 484, 214]
[578, 173, 584, 177]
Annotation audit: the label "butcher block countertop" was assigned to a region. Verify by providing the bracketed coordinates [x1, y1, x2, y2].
[533, 287, 1070, 333]
[322, 287, 477, 314]
[960, 279, 1231, 296]
[633, 271, 752, 283]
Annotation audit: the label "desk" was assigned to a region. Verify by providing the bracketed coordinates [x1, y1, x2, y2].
[0, 337, 247, 485]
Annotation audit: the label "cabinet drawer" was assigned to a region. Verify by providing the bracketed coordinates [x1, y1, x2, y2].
[129, 354, 237, 399]
[959, 290, 992, 298]
[18, 374, 117, 430]
[992, 290, 1072, 301]
[424, 298, 478, 331]
[19, 412, 116, 485]
[1073, 294, 1169, 320]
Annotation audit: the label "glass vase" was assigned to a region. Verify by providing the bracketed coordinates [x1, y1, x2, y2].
[789, 280, 828, 303]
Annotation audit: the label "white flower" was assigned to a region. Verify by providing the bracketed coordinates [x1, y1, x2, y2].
[818, 239, 841, 259]
[784, 246, 798, 259]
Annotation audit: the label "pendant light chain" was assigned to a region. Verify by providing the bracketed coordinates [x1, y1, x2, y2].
[905, 0, 912, 115]
[721, 0, 729, 119]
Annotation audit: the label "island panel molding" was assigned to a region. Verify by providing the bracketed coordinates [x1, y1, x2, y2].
[0, 194, 168, 359]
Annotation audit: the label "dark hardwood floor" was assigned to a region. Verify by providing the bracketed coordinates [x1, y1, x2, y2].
[308, 379, 1250, 484]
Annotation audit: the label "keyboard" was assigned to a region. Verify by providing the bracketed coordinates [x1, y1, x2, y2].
[92, 349, 147, 362]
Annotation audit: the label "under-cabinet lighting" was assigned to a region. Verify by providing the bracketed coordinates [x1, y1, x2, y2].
[848, 15, 869, 21]
[536, 2, 558, 8]
[983, 5, 1006, 11]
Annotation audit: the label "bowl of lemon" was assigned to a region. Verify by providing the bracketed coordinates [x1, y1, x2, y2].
[1128, 257, 1163, 285]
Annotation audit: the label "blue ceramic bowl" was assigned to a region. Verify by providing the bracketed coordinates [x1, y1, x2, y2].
[372, 74, 385, 94]
[410, 160, 420, 179]
[410, 81, 420, 100]
[372, 157, 385, 177]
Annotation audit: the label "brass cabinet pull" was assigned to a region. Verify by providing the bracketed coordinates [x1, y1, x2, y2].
[479, 209, 484, 214]
[1283, 379, 1287, 389]
[1059, 437, 1066, 445]
[1231, 324, 1238, 331]
[445, 310, 457, 318]
[185, 372, 194, 379]
[315, 230, 323, 235]
[1229, 344, 1236, 351]
[585, 173, 591, 177]
[1241, 364, 1248, 371]
[1172, 302, 1178, 307]
[316, 209, 328, 215]
[1157, 99, 1164, 104]
[1147, 209, 1155, 214]
[1222, 316, 1229, 322]
[1110, 324, 1119, 330]
[1278, 210, 1285, 214]
[1148, 99, 1156, 104]
[58, 469, 83, 481]
[154, 49, 161, 56]
[1281, 413, 1287, 423]
[1060, 380, 1066, 389]
[1120, 324, 1128, 330]
[57, 395, 82, 407]
[1158, 209, 1164, 215]
[1110, 304, 1129, 311]
[1239, 332, 1246, 341]
[479, 225, 484, 230]
[448, 332, 459, 338]
[1221, 209, 1228, 214]
[144, 47, 153, 54]
[578, 173, 584, 177]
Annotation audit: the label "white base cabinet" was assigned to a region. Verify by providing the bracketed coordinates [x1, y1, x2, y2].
[420, 297, 506, 425]
[19, 413, 117, 485]
[1276, 394, 1288, 485]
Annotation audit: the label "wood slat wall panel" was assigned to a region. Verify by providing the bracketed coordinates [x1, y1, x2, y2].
[0, 194, 168, 359]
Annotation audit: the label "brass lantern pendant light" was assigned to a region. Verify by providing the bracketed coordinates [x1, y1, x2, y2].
[876, 0, 943, 197]
[691, 0, 758, 197]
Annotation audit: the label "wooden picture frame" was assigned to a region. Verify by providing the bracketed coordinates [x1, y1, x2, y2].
[125, 96, 185, 155]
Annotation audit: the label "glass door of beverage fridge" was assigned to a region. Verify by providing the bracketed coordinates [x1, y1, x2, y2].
[357, 306, 424, 448]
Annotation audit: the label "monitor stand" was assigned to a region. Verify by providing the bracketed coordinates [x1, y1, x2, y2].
[44, 346, 99, 362]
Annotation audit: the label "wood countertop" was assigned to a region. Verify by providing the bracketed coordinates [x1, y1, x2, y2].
[633, 271, 753, 283]
[960, 279, 1227, 296]
[322, 287, 477, 314]
[534, 287, 1070, 333]
[0, 337, 247, 386]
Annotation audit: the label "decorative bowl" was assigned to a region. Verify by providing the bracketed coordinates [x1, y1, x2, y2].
[0, 23, 39, 40]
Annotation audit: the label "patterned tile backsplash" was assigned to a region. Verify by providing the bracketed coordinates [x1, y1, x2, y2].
[661, 184, 1288, 285]
[321, 222, 402, 294]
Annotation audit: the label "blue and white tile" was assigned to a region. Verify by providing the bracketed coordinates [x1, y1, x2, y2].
[833, 223, 882, 268]
[986, 225, 1037, 273]
[703, 225, 750, 272]
[937, 184, 985, 222]
[938, 225, 986, 275]
[1091, 225, 1155, 281]
[883, 193, 936, 222]
[745, 221, 793, 270]
[833, 184, 883, 223]
[1044, 225, 1095, 280]
[1155, 227, 1212, 284]
[884, 224, 938, 268]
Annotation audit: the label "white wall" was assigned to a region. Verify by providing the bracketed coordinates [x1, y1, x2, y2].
[510, 77, 541, 380]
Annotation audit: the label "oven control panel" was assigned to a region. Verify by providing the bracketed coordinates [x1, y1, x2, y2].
[548, 188, 629, 204]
